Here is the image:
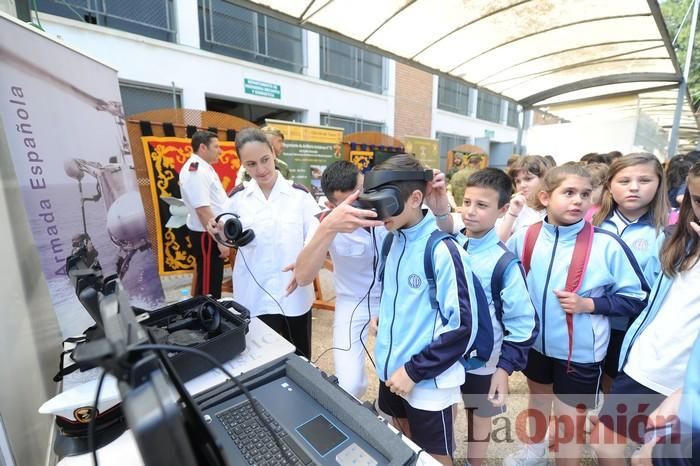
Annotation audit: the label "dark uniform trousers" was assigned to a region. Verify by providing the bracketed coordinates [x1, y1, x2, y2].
[189, 230, 224, 299]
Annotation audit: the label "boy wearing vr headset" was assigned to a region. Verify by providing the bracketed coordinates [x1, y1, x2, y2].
[368, 154, 477, 465]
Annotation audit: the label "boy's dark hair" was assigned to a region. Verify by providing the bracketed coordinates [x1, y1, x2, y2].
[580, 152, 612, 165]
[466, 168, 513, 207]
[191, 130, 217, 152]
[321, 160, 359, 201]
[235, 127, 272, 154]
[374, 153, 427, 202]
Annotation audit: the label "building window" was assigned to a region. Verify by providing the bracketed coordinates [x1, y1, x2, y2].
[320, 114, 384, 134]
[476, 91, 502, 123]
[320, 36, 384, 94]
[199, 0, 303, 73]
[37, 0, 175, 42]
[507, 102, 520, 128]
[119, 82, 181, 116]
[436, 132, 471, 172]
[437, 77, 471, 116]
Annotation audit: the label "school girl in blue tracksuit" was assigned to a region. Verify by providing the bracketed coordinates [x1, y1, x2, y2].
[592, 153, 668, 389]
[504, 164, 649, 465]
[589, 162, 700, 466]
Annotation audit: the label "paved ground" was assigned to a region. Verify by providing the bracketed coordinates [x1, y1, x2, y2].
[161, 271, 600, 465]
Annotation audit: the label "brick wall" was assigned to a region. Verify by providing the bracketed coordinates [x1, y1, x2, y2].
[393, 62, 433, 139]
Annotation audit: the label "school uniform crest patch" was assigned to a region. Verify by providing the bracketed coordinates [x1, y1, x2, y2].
[189, 162, 199, 171]
[408, 274, 422, 289]
[632, 238, 648, 251]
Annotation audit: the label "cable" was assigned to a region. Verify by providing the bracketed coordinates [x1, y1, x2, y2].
[124, 343, 296, 466]
[359, 229, 379, 368]
[311, 227, 379, 366]
[236, 248, 299, 355]
[209, 219, 301, 354]
[88, 369, 107, 466]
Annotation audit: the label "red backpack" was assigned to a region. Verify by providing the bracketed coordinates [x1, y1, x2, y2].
[521, 221, 594, 372]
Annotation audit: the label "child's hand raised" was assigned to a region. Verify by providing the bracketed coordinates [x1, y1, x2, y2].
[508, 193, 527, 217]
[425, 170, 450, 214]
[554, 290, 594, 314]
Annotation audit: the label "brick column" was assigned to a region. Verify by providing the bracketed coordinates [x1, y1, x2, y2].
[393, 62, 433, 139]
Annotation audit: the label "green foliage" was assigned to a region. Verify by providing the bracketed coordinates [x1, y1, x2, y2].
[661, 0, 700, 106]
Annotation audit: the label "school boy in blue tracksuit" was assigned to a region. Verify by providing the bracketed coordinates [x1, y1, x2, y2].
[370, 154, 477, 465]
[429, 168, 539, 466]
[504, 164, 649, 465]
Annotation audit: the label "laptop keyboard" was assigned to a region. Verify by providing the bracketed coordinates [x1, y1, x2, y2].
[217, 400, 313, 466]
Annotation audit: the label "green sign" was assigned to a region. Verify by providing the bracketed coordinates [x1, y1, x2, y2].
[266, 120, 344, 198]
[278, 141, 339, 197]
[484, 129, 495, 139]
[244, 78, 281, 99]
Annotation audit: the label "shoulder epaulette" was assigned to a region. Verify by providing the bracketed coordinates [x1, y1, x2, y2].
[291, 182, 310, 193]
[228, 183, 246, 197]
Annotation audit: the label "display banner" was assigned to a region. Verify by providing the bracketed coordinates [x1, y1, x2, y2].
[404, 136, 440, 169]
[0, 16, 164, 337]
[266, 119, 343, 197]
[140, 136, 239, 275]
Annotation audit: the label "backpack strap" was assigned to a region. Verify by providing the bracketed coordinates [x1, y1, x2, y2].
[562, 221, 594, 373]
[520, 220, 594, 373]
[424, 230, 454, 320]
[567, 221, 594, 293]
[521, 221, 543, 275]
[490, 249, 519, 334]
[378, 232, 394, 284]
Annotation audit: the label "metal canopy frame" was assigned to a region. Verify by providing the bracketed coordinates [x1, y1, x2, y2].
[227, 0, 698, 142]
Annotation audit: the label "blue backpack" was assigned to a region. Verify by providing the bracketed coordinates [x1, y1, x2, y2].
[379, 230, 493, 370]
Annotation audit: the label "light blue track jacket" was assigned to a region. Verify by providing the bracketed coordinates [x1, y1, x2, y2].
[375, 211, 478, 391]
[455, 227, 539, 375]
[506, 218, 649, 363]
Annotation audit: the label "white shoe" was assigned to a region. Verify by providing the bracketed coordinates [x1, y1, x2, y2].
[503, 443, 548, 466]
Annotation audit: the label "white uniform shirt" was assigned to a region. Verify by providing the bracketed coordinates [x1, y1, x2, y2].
[223, 174, 320, 317]
[306, 222, 387, 303]
[179, 154, 229, 232]
[624, 260, 700, 395]
[495, 204, 545, 235]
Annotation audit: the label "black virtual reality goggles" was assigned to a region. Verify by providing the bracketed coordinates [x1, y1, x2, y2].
[354, 169, 433, 219]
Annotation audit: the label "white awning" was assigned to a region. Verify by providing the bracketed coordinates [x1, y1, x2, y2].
[230, 0, 698, 143]
[541, 89, 699, 151]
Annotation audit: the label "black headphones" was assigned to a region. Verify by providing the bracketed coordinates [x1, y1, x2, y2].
[355, 169, 433, 219]
[197, 301, 221, 334]
[165, 300, 221, 336]
[213, 213, 255, 248]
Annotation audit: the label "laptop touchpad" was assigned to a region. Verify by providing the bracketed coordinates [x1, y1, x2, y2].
[296, 414, 348, 456]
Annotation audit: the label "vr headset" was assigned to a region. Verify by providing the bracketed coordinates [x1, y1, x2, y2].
[355, 169, 433, 219]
